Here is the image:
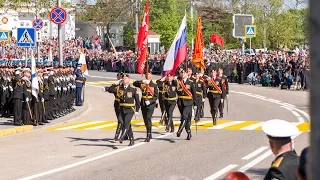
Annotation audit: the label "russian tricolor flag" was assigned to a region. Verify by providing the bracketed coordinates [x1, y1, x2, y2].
[162, 15, 187, 75]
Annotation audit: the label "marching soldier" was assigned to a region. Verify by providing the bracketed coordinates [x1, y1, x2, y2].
[103, 72, 124, 141]
[48, 68, 56, 120]
[133, 72, 159, 142]
[162, 73, 177, 133]
[176, 69, 196, 140]
[156, 77, 167, 126]
[109, 74, 140, 146]
[43, 70, 50, 122]
[194, 72, 207, 122]
[205, 69, 225, 125]
[218, 68, 229, 118]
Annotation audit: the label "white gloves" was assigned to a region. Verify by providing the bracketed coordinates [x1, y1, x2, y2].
[9, 86, 13, 92]
[3, 87, 6, 91]
[54, 87, 57, 91]
[142, 80, 150, 84]
[135, 112, 139, 115]
[26, 97, 29, 102]
[102, 87, 106, 91]
[174, 76, 178, 80]
[220, 99, 224, 103]
[202, 98, 205, 102]
[145, 100, 150, 106]
[206, 77, 211, 81]
[63, 87, 67, 91]
[41, 98, 44, 102]
[15, 71, 20, 75]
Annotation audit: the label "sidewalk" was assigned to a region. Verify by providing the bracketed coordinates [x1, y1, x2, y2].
[0, 102, 89, 137]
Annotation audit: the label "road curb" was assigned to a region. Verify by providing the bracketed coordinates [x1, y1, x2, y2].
[0, 125, 33, 137]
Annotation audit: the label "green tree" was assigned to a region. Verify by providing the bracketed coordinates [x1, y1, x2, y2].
[123, 23, 135, 48]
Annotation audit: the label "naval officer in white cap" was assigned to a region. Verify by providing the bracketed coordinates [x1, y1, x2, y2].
[262, 119, 300, 180]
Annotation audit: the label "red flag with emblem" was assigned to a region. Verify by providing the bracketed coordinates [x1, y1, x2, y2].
[136, 1, 149, 74]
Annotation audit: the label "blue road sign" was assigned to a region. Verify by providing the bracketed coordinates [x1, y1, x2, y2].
[244, 25, 256, 38]
[17, 28, 36, 47]
[50, 7, 67, 25]
[32, 18, 43, 31]
[0, 31, 10, 41]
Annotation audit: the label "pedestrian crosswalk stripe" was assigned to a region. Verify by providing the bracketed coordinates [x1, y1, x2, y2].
[46, 120, 311, 132]
[224, 121, 260, 130]
[241, 122, 263, 130]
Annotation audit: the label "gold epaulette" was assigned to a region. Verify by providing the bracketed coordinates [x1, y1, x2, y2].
[272, 157, 283, 168]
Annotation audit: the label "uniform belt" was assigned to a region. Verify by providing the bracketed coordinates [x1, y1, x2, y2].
[26, 89, 31, 92]
[208, 90, 221, 94]
[141, 95, 153, 99]
[196, 92, 203, 95]
[159, 90, 166, 93]
[115, 98, 120, 102]
[75, 80, 83, 83]
[178, 96, 193, 100]
[164, 97, 178, 101]
[120, 103, 135, 107]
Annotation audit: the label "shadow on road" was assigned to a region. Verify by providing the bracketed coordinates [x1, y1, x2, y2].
[66, 137, 116, 143]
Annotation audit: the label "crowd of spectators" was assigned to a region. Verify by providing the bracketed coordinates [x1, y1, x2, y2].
[0, 36, 309, 91]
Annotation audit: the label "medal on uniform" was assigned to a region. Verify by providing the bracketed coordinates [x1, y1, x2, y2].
[172, 87, 176, 91]
[198, 84, 201, 87]
[186, 85, 190, 89]
[127, 92, 132, 98]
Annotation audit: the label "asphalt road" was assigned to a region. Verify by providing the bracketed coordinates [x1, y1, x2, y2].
[0, 71, 310, 180]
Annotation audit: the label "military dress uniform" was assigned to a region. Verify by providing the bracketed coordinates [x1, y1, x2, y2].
[218, 74, 229, 118]
[48, 72, 56, 120]
[22, 76, 33, 125]
[75, 68, 84, 106]
[176, 77, 196, 140]
[13, 73, 23, 125]
[104, 80, 124, 141]
[109, 78, 140, 146]
[205, 76, 225, 125]
[262, 120, 300, 180]
[194, 77, 207, 122]
[163, 77, 178, 133]
[133, 79, 159, 142]
[156, 78, 167, 125]
[43, 72, 50, 121]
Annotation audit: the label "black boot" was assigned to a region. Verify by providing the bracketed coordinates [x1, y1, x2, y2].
[128, 135, 135, 146]
[170, 120, 175, 133]
[119, 129, 128, 144]
[186, 132, 192, 140]
[177, 120, 186, 137]
[159, 111, 165, 125]
[219, 113, 223, 118]
[144, 133, 152, 142]
[114, 124, 122, 141]
[213, 112, 217, 125]
[165, 117, 171, 132]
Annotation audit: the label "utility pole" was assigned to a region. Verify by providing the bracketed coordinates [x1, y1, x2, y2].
[309, 0, 320, 179]
[58, 0, 63, 66]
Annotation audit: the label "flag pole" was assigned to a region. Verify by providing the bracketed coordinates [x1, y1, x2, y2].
[145, 0, 149, 79]
[185, 9, 188, 71]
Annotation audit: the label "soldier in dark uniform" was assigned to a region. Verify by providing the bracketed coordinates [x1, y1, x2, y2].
[109, 74, 140, 146]
[13, 68, 23, 125]
[43, 70, 50, 122]
[156, 77, 167, 126]
[75, 64, 84, 106]
[217, 68, 229, 118]
[194, 72, 207, 122]
[162, 73, 177, 133]
[103, 72, 124, 141]
[37, 70, 48, 125]
[47, 68, 56, 120]
[262, 120, 300, 180]
[21, 68, 33, 125]
[205, 69, 225, 125]
[237, 59, 245, 84]
[133, 72, 159, 142]
[176, 69, 196, 140]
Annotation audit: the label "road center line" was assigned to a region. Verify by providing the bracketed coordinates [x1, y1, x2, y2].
[55, 121, 104, 130]
[19, 132, 173, 180]
[241, 147, 268, 160]
[203, 164, 238, 180]
[281, 106, 304, 123]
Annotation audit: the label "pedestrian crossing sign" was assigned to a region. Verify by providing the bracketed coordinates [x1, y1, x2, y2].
[17, 28, 36, 47]
[244, 25, 256, 38]
[0, 31, 10, 42]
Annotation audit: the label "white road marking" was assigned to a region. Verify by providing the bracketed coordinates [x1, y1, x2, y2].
[19, 132, 173, 180]
[208, 121, 245, 129]
[241, 122, 263, 130]
[239, 150, 273, 172]
[241, 147, 268, 160]
[281, 106, 304, 123]
[267, 98, 281, 103]
[281, 102, 296, 107]
[55, 121, 104, 130]
[85, 122, 118, 130]
[203, 164, 238, 180]
[87, 75, 117, 79]
[191, 121, 212, 127]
